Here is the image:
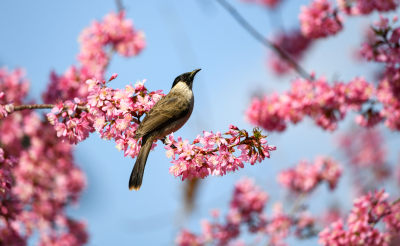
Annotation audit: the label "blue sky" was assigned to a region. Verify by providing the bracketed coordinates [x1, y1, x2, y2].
[1, 1, 399, 245]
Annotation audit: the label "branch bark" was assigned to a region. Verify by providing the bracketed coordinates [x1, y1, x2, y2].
[10, 104, 88, 112]
[115, 0, 124, 12]
[215, 0, 312, 80]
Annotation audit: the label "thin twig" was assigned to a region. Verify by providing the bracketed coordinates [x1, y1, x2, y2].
[115, 0, 124, 12]
[290, 193, 306, 215]
[12, 104, 88, 112]
[215, 0, 312, 80]
[393, 197, 400, 205]
[13, 104, 55, 111]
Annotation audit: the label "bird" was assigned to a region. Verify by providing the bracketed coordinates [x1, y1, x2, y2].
[129, 69, 201, 190]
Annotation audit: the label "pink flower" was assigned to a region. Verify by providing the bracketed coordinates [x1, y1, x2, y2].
[278, 157, 342, 194]
[377, 68, 400, 131]
[241, 0, 283, 8]
[339, 128, 387, 168]
[344, 77, 374, 110]
[0, 104, 8, 119]
[230, 178, 269, 220]
[359, 16, 400, 66]
[166, 127, 276, 180]
[268, 30, 313, 75]
[0, 148, 15, 205]
[338, 127, 392, 194]
[108, 73, 118, 82]
[175, 230, 204, 246]
[0, 68, 29, 104]
[338, 0, 399, 15]
[0, 68, 88, 244]
[176, 178, 269, 245]
[245, 75, 390, 131]
[78, 11, 145, 78]
[299, 0, 343, 39]
[0, 10, 147, 245]
[319, 190, 396, 246]
[43, 12, 145, 103]
[176, 178, 318, 245]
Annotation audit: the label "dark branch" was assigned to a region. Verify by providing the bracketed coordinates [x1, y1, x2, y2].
[215, 0, 312, 80]
[12, 104, 88, 112]
[115, 0, 124, 12]
[13, 104, 55, 111]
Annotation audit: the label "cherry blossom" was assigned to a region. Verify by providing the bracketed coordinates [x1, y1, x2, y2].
[319, 190, 399, 246]
[246, 76, 375, 132]
[268, 30, 312, 75]
[241, 0, 283, 8]
[299, 0, 343, 39]
[45, 77, 276, 181]
[78, 11, 145, 78]
[0, 10, 146, 245]
[338, 127, 391, 195]
[337, 0, 399, 15]
[1, 1, 400, 245]
[166, 126, 276, 180]
[0, 68, 87, 245]
[176, 178, 318, 246]
[278, 157, 342, 194]
[43, 11, 145, 103]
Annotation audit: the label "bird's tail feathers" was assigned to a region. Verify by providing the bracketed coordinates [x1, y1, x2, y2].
[129, 136, 153, 191]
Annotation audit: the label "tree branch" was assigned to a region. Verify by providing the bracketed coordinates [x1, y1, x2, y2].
[215, 0, 312, 80]
[115, 0, 124, 12]
[13, 104, 55, 111]
[11, 104, 88, 112]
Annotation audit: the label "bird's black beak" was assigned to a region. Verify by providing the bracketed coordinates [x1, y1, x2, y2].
[190, 68, 201, 79]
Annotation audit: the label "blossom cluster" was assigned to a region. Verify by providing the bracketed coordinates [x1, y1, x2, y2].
[0, 68, 29, 119]
[358, 16, 400, 130]
[78, 11, 145, 78]
[338, 127, 391, 195]
[43, 66, 94, 105]
[165, 126, 276, 180]
[46, 77, 163, 154]
[0, 68, 29, 104]
[338, 128, 386, 168]
[278, 157, 342, 194]
[176, 178, 316, 246]
[176, 178, 269, 245]
[299, 0, 343, 39]
[319, 190, 400, 246]
[43, 11, 145, 103]
[13, 119, 88, 244]
[0, 68, 87, 245]
[47, 99, 94, 144]
[377, 68, 400, 130]
[246, 76, 375, 132]
[0, 11, 147, 245]
[45, 76, 277, 182]
[268, 30, 313, 75]
[177, 180, 400, 246]
[86, 78, 163, 158]
[359, 16, 400, 66]
[337, 0, 399, 15]
[241, 0, 283, 8]
[0, 148, 16, 217]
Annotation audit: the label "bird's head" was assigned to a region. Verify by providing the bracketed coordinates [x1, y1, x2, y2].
[172, 69, 201, 89]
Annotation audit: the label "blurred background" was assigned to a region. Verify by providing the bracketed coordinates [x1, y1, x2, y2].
[1, 0, 399, 245]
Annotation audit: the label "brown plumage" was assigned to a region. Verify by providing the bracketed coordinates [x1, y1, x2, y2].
[129, 69, 201, 190]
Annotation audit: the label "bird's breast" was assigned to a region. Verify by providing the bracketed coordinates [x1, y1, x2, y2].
[172, 82, 193, 101]
[156, 97, 193, 138]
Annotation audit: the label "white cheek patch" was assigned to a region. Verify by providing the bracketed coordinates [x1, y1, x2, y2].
[173, 82, 193, 101]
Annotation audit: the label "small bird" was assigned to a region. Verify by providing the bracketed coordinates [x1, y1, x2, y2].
[129, 69, 201, 190]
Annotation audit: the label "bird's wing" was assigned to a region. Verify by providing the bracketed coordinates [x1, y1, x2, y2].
[135, 92, 190, 137]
